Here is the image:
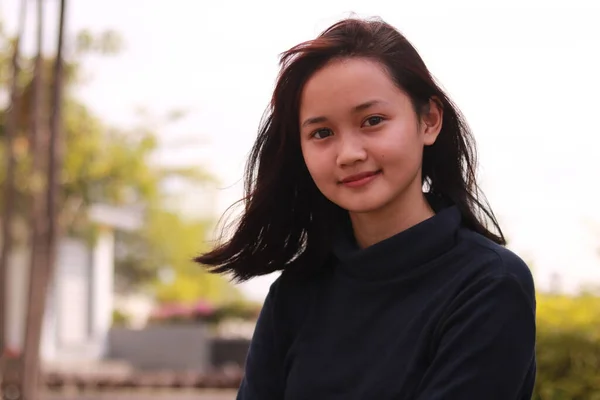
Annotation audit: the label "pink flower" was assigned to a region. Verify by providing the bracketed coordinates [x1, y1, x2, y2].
[191, 300, 215, 317]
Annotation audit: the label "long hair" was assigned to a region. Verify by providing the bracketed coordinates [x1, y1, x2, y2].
[195, 17, 506, 281]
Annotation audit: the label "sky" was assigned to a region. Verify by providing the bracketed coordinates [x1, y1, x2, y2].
[1, 0, 599, 300]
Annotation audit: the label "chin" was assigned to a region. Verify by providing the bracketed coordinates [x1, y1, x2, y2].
[335, 199, 391, 215]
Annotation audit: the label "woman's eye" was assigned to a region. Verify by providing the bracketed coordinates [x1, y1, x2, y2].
[363, 116, 384, 127]
[312, 128, 333, 139]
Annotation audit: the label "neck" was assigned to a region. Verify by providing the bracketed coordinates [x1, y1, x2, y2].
[349, 191, 435, 249]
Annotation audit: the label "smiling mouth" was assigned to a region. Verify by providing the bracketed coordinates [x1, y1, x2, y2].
[339, 170, 382, 187]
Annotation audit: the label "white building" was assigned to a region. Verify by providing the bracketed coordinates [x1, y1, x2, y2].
[3, 204, 141, 364]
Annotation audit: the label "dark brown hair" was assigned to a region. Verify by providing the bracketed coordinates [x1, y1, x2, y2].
[195, 17, 505, 281]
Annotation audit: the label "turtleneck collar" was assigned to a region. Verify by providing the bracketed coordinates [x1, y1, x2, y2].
[331, 202, 462, 281]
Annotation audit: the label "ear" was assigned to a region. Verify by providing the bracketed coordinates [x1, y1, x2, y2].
[420, 97, 443, 146]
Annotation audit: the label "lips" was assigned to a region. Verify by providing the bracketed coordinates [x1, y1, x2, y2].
[340, 170, 381, 186]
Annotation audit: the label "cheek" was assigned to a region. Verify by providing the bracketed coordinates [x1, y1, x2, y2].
[305, 161, 329, 188]
[302, 152, 338, 197]
[379, 147, 422, 171]
[374, 126, 424, 167]
[302, 147, 326, 184]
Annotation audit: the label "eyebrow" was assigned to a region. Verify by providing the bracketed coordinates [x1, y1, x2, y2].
[301, 100, 387, 128]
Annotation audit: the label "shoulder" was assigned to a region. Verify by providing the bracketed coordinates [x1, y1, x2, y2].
[457, 229, 536, 306]
[264, 261, 331, 313]
[258, 265, 329, 344]
[433, 230, 537, 336]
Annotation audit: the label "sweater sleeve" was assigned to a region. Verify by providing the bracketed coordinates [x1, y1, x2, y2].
[415, 270, 537, 400]
[236, 281, 285, 400]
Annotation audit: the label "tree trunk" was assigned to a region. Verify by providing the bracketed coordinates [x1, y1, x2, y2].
[0, 0, 27, 363]
[0, 1, 28, 399]
[21, 0, 47, 395]
[27, 0, 49, 351]
[21, 0, 67, 398]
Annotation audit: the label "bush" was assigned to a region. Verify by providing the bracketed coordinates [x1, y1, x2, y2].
[205, 301, 261, 324]
[147, 300, 261, 326]
[534, 293, 600, 400]
[112, 309, 131, 327]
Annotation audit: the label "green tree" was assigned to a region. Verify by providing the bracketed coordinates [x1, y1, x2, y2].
[118, 207, 243, 304]
[0, 23, 241, 304]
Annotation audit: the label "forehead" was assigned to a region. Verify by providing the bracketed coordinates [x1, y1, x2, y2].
[299, 58, 406, 119]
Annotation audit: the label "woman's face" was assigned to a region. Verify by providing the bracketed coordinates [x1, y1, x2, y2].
[299, 57, 442, 215]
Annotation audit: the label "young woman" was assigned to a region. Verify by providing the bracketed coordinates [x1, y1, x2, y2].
[196, 17, 536, 400]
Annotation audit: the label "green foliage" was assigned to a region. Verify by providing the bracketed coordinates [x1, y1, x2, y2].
[115, 206, 243, 304]
[0, 22, 242, 304]
[112, 309, 131, 327]
[141, 207, 241, 304]
[75, 29, 123, 55]
[534, 293, 600, 399]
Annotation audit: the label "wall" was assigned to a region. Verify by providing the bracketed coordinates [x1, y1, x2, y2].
[107, 324, 212, 373]
[211, 338, 250, 369]
[5, 236, 115, 363]
[90, 227, 115, 358]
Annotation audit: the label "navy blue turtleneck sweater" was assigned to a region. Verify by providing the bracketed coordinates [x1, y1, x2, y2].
[237, 206, 537, 399]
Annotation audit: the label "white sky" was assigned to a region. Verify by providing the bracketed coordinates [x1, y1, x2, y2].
[2, 0, 599, 300]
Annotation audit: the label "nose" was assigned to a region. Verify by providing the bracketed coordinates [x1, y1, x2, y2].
[336, 133, 367, 167]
